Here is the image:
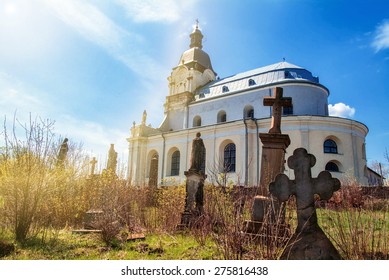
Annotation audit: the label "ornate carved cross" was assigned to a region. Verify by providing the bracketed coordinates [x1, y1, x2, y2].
[269, 148, 340, 232]
[263, 87, 292, 134]
[269, 148, 342, 259]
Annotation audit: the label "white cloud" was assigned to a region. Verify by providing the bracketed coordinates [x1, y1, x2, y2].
[372, 19, 389, 52]
[42, 0, 164, 79]
[115, 0, 197, 23]
[328, 103, 356, 118]
[0, 72, 128, 162]
[0, 72, 48, 119]
[54, 114, 129, 160]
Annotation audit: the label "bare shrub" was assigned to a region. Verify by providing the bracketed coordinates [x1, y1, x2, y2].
[155, 185, 186, 232]
[328, 177, 364, 208]
[320, 178, 389, 260]
[0, 115, 58, 242]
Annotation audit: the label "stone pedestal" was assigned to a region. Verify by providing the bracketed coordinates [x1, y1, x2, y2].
[177, 170, 206, 229]
[259, 133, 290, 195]
[245, 133, 290, 234]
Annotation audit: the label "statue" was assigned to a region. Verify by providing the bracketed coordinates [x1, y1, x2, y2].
[189, 132, 205, 173]
[141, 110, 147, 126]
[107, 144, 118, 174]
[57, 138, 68, 167]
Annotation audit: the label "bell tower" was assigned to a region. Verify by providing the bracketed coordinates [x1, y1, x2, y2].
[161, 22, 216, 131]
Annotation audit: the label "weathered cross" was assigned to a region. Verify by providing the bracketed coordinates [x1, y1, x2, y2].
[263, 87, 292, 134]
[269, 148, 340, 232]
[90, 157, 97, 176]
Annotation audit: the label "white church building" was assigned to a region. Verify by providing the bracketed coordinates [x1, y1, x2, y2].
[127, 25, 369, 187]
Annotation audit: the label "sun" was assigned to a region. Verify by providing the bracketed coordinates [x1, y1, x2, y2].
[4, 2, 17, 15]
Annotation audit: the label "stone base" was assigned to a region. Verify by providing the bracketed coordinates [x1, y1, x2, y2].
[83, 209, 104, 230]
[72, 229, 102, 234]
[176, 211, 192, 230]
[243, 220, 291, 246]
[280, 224, 342, 260]
[251, 195, 284, 224]
[259, 133, 290, 196]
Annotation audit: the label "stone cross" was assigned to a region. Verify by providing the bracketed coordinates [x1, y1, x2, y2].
[269, 148, 342, 259]
[90, 157, 97, 176]
[263, 87, 292, 134]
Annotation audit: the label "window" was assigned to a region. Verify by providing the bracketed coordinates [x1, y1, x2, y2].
[325, 162, 339, 172]
[324, 139, 338, 154]
[217, 110, 227, 123]
[283, 105, 293, 115]
[224, 143, 236, 172]
[244, 105, 254, 119]
[248, 79, 256, 86]
[193, 115, 201, 127]
[222, 86, 229, 93]
[171, 151, 180, 176]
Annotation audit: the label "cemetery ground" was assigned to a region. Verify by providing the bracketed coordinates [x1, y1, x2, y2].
[1, 181, 388, 260]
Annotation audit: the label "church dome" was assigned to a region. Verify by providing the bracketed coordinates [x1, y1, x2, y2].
[179, 47, 214, 72]
[176, 22, 215, 74]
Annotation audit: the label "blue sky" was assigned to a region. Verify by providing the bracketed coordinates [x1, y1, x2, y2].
[0, 0, 388, 171]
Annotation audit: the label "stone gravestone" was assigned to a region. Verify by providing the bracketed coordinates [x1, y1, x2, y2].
[246, 87, 291, 233]
[89, 157, 97, 177]
[270, 148, 342, 259]
[57, 138, 69, 167]
[178, 132, 206, 229]
[106, 144, 118, 175]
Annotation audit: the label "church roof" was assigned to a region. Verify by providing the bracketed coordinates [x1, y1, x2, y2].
[178, 47, 214, 71]
[195, 61, 325, 101]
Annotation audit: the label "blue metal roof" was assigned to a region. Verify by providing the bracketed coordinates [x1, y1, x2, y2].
[195, 61, 322, 101]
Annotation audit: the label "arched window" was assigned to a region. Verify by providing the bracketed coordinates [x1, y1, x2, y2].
[193, 115, 201, 127]
[325, 162, 339, 172]
[171, 150, 180, 176]
[244, 105, 254, 119]
[324, 139, 338, 154]
[248, 79, 256, 86]
[224, 143, 236, 172]
[217, 110, 227, 123]
[222, 86, 229, 93]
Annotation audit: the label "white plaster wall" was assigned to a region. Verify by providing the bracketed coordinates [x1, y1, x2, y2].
[188, 83, 328, 128]
[128, 115, 368, 187]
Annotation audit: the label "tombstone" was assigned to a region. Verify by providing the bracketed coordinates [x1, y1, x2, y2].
[57, 138, 69, 167]
[106, 144, 118, 174]
[148, 153, 159, 187]
[177, 132, 207, 229]
[270, 148, 342, 259]
[89, 157, 97, 176]
[259, 87, 292, 194]
[83, 209, 104, 230]
[246, 87, 291, 232]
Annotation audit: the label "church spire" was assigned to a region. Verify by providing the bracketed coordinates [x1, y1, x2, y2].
[190, 19, 203, 49]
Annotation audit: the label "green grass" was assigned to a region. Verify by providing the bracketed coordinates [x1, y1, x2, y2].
[0, 230, 221, 260]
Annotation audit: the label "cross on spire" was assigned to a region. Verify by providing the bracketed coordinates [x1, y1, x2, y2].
[263, 87, 292, 134]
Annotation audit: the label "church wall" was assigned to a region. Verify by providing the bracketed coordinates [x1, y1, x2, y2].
[188, 83, 328, 129]
[282, 116, 368, 184]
